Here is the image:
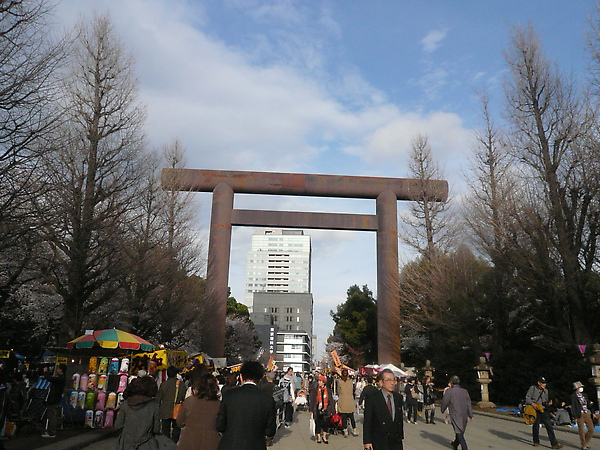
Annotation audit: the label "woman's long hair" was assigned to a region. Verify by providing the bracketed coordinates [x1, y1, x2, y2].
[195, 374, 219, 401]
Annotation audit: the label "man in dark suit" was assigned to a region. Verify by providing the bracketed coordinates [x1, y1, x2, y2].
[363, 368, 404, 450]
[216, 360, 277, 450]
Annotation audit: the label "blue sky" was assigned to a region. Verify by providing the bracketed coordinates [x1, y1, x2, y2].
[54, 0, 597, 361]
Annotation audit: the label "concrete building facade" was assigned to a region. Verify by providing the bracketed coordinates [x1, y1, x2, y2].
[244, 229, 311, 308]
[250, 292, 313, 373]
[245, 229, 314, 372]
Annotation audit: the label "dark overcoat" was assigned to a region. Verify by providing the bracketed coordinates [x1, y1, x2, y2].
[216, 382, 276, 450]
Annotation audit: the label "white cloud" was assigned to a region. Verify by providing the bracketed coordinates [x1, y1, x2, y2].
[421, 29, 447, 53]
[345, 111, 472, 166]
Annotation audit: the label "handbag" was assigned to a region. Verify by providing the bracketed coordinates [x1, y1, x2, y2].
[523, 404, 537, 425]
[171, 379, 182, 420]
[309, 415, 316, 436]
[411, 389, 419, 399]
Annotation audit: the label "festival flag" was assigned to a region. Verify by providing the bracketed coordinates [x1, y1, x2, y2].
[578, 345, 587, 356]
[330, 350, 342, 367]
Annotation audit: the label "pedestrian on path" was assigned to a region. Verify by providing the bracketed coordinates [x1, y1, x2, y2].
[216, 361, 276, 450]
[156, 366, 185, 443]
[440, 375, 472, 450]
[525, 376, 563, 449]
[570, 381, 595, 450]
[114, 376, 166, 450]
[309, 375, 334, 444]
[404, 378, 419, 424]
[363, 368, 404, 450]
[176, 373, 221, 450]
[336, 368, 358, 437]
[41, 364, 66, 439]
[423, 376, 437, 424]
[279, 367, 296, 428]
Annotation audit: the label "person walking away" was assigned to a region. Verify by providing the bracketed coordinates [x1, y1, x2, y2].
[363, 368, 404, 450]
[114, 376, 169, 449]
[525, 376, 563, 449]
[404, 378, 419, 424]
[309, 375, 334, 444]
[157, 366, 185, 443]
[355, 376, 366, 414]
[216, 360, 276, 449]
[571, 381, 595, 450]
[176, 373, 221, 450]
[359, 376, 378, 413]
[423, 376, 437, 424]
[336, 368, 358, 437]
[440, 375, 473, 450]
[41, 363, 66, 438]
[259, 371, 277, 447]
[279, 367, 296, 428]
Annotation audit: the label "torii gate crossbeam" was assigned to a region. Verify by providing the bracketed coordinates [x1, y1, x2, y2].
[162, 168, 448, 365]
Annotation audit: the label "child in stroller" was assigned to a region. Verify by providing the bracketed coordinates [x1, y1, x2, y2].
[295, 389, 308, 411]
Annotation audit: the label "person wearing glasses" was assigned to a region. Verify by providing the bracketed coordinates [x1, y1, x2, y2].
[363, 368, 404, 450]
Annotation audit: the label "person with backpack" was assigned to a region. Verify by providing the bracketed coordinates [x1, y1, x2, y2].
[423, 376, 437, 424]
[278, 367, 296, 428]
[525, 376, 563, 449]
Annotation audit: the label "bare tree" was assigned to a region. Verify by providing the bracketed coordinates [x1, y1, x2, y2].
[0, 0, 66, 305]
[502, 23, 600, 345]
[152, 140, 204, 346]
[36, 12, 146, 343]
[400, 134, 453, 260]
[462, 93, 523, 355]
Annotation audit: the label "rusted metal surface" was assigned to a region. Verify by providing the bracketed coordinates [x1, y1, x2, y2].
[376, 190, 401, 365]
[231, 209, 378, 231]
[168, 168, 449, 365]
[162, 168, 448, 201]
[203, 182, 234, 359]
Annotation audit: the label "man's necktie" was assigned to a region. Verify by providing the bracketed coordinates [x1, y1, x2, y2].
[387, 394, 393, 417]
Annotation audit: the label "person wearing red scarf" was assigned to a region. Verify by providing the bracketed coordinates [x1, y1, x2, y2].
[309, 375, 334, 444]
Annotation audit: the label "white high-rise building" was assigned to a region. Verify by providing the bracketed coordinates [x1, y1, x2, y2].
[244, 229, 311, 308]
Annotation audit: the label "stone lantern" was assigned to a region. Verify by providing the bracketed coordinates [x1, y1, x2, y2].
[475, 356, 495, 408]
[422, 360, 435, 380]
[588, 344, 600, 412]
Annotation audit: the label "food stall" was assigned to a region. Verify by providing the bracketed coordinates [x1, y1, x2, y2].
[58, 328, 154, 428]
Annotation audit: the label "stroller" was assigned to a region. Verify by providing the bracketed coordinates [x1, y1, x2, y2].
[328, 411, 344, 435]
[295, 389, 308, 411]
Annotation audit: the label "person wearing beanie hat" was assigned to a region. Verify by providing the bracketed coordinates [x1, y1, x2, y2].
[570, 381, 595, 449]
[525, 377, 563, 448]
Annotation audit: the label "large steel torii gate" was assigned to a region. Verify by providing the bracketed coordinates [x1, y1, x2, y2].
[162, 168, 448, 365]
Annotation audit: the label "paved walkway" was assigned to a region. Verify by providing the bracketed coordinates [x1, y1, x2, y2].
[83, 409, 597, 450]
[3, 408, 598, 449]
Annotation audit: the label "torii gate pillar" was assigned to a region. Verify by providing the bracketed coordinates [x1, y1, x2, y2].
[162, 168, 448, 365]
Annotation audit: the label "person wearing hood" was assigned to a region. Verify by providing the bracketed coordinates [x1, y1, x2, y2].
[115, 375, 163, 450]
[570, 381, 595, 450]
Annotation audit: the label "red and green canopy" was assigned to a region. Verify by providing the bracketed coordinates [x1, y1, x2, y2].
[67, 328, 153, 352]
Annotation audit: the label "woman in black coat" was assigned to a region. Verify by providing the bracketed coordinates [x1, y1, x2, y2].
[309, 375, 335, 444]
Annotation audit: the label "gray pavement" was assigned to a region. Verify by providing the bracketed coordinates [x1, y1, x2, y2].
[77, 408, 599, 450]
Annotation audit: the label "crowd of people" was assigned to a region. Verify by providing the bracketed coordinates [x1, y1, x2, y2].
[1, 360, 599, 450]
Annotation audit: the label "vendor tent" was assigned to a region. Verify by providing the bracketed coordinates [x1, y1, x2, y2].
[379, 363, 409, 377]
